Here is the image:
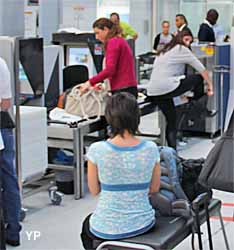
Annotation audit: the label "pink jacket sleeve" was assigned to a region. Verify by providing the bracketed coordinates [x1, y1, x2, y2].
[89, 39, 119, 86]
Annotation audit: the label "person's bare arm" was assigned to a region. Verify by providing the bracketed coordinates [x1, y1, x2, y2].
[200, 70, 213, 96]
[149, 162, 161, 194]
[182, 47, 214, 96]
[87, 160, 100, 196]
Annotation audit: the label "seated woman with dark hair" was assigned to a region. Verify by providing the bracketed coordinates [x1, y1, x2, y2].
[80, 93, 161, 250]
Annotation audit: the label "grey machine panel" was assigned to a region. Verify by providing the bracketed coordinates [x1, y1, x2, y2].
[185, 43, 231, 135]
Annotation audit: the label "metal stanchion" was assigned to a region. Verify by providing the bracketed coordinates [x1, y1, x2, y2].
[213, 65, 230, 141]
[135, 56, 140, 84]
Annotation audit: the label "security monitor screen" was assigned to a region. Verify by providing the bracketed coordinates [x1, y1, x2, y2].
[67, 47, 90, 66]
[19, 63, 33, 95]
[19, 63, 28, 81]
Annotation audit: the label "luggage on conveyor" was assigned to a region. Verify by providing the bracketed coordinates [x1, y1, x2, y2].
[138, 51, 156, 64]
[176, 95, 210, 133]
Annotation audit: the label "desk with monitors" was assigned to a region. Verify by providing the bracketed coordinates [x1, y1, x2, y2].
[52, 32, 104, 74]
[66, 46, 95, 77]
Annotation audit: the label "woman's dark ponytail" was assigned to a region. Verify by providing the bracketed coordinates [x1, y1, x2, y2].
[156, 29, 193, 55]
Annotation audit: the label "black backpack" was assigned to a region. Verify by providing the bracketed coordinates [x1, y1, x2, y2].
[180, 158, 213, 201]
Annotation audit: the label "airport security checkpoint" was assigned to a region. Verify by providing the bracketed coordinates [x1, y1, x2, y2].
[0, 1, 233, 250]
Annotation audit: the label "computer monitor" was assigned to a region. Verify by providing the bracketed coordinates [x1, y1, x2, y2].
[66, 46, 95, 77]
[19, 62, 33, 95]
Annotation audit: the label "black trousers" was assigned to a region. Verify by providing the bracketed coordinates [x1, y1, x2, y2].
[111, 86, 138, 99]
[149, 74, 204, 149]
[80, 214, 104, 250]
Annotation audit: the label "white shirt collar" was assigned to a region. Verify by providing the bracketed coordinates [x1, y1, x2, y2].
[179, 23, 186, 31]
[204, 19, 213, 28]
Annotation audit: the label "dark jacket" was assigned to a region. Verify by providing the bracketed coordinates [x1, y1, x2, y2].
[178, 25, 193, 37]
[198, 23, 215, 42]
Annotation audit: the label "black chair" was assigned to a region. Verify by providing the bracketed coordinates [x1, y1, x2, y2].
[96, 198, 230, 250]
[63, 65, 89, 91]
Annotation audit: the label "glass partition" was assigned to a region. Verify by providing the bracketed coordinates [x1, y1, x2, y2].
[97, 0, 130, 21]
[156, 0, 180, 34]
[155, 0, 234, 38]
[180, 1, 206, 37]
[207, 1, 233, 35]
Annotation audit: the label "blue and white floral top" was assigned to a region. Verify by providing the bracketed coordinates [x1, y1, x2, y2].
[86, 140, 160, 239]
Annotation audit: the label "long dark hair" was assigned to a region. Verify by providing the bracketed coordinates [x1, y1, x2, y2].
[93, 18, 122, 48]
[156, 29, 193, 55]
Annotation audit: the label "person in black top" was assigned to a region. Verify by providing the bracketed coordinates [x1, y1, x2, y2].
[153, 21, 173, 51]
[198, 9, 219, 43]
[175, 14, 193, 36]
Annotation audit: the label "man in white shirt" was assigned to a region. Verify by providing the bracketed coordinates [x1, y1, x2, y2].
[213, 23, 225, 43]
[0, 57, 21, 247]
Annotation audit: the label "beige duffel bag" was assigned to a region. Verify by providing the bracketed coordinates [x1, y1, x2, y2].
[65, 84, 109, 119]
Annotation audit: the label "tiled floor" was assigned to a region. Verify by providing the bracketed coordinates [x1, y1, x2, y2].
[7, 112, 234, 250]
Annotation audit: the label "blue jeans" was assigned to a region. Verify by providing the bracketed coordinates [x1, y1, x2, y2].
[0, 129, 21, 240]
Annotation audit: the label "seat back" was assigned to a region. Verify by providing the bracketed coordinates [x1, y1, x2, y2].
[63, 65, 89, 91]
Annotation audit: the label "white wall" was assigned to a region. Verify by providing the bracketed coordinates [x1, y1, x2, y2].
[59, 0, 97, 31]
[129, 0, 152, 55]
[156, 0, 180, 34]
[39, 0, 60, 43]
[24, 0, 39, 38]
[97, 0, 130, 20]
[0, 0, 24, 36]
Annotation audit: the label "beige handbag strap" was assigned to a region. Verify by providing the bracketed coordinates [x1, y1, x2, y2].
[70, 85, 102, 121]
[70, 84, 107, 121]
[80, 90, 102, 120]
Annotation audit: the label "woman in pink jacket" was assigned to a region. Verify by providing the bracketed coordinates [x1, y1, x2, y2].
[80, 18, 137, 98]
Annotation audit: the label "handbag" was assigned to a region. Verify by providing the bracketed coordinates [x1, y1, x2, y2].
[65, 84, 109, 119]
[199, 111, 234, 193]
